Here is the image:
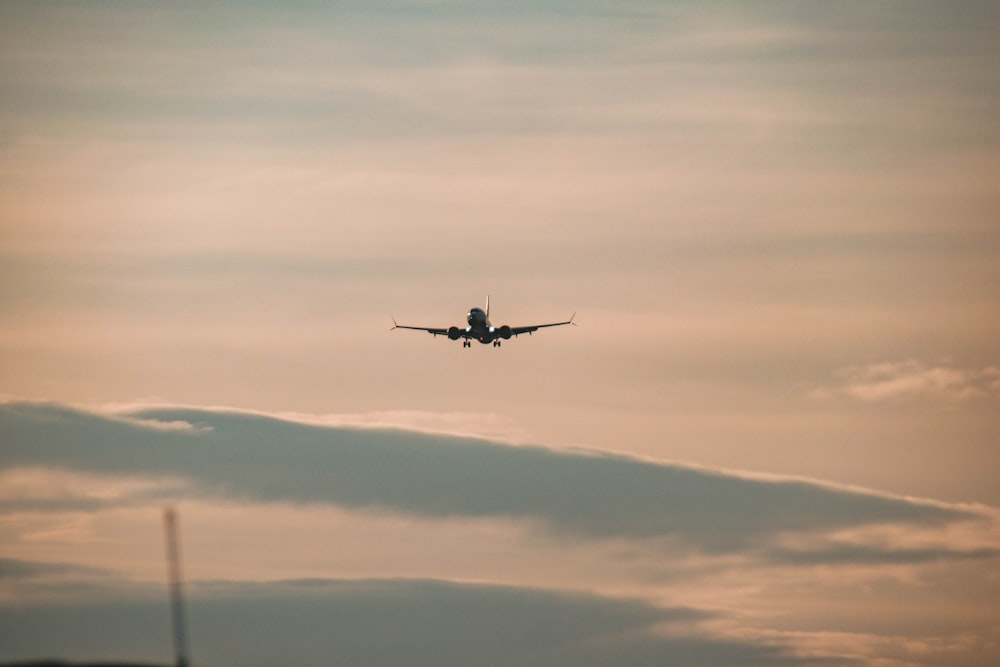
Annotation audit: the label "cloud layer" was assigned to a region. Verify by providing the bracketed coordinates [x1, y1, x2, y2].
[0, 402, 983, 555]
[2, 401, 998, 665]
[0, 567, 812, 667]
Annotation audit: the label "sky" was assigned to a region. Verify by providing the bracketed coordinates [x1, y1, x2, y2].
[1, 1, 999, 665]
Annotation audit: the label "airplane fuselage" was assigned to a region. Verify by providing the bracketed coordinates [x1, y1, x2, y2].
[465, 307, 510, 344]
[467, 307, 491, 343]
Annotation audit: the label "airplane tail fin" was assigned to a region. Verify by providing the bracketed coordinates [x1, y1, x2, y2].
[486, 295, 490, 318]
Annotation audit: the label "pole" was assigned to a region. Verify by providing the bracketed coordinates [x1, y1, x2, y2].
[163, 507, 190, 667]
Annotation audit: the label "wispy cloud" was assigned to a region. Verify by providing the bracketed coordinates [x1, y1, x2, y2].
[813, 359, 1000, 403]
[763, 543, 998, 567]
[88, 400, 525, 442]
[0, 466, 191, 515]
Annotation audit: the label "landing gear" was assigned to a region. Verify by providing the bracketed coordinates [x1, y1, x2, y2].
[493, 340, 502, 347]
[463, 340, 471, 348]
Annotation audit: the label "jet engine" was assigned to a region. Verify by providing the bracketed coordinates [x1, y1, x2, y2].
[497, 325, 512, 340]
[447, 326, 462, 340]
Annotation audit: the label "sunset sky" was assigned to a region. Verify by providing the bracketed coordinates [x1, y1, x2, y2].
[2, 2, 999, 665]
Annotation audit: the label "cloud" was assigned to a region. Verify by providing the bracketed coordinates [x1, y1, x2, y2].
[0, 402, 987, 557]
[3, 401, 997, 666]
[0, 568, 821, 667]
[0, 467, 191, 515]
[814, 359, 1000, 403]
[763, 544, 999, 567]
[0, 558, 113, 581]
[92, 400, 524, 442]
[0, 557, 151, 610]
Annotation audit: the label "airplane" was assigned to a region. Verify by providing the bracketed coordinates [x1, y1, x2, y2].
[392, 297, 574, 347]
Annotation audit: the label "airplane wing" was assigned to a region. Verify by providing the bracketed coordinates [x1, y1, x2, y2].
[509, 314, 576, 337]
[392, 321, 453, 337]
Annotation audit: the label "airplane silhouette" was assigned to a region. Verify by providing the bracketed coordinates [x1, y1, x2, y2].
[393, 297, 574, 347]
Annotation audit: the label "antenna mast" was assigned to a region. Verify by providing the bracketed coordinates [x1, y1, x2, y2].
[163, 507, 191, 667]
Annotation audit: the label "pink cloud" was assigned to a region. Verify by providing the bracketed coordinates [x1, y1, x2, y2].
[822, 359, 999, 403]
